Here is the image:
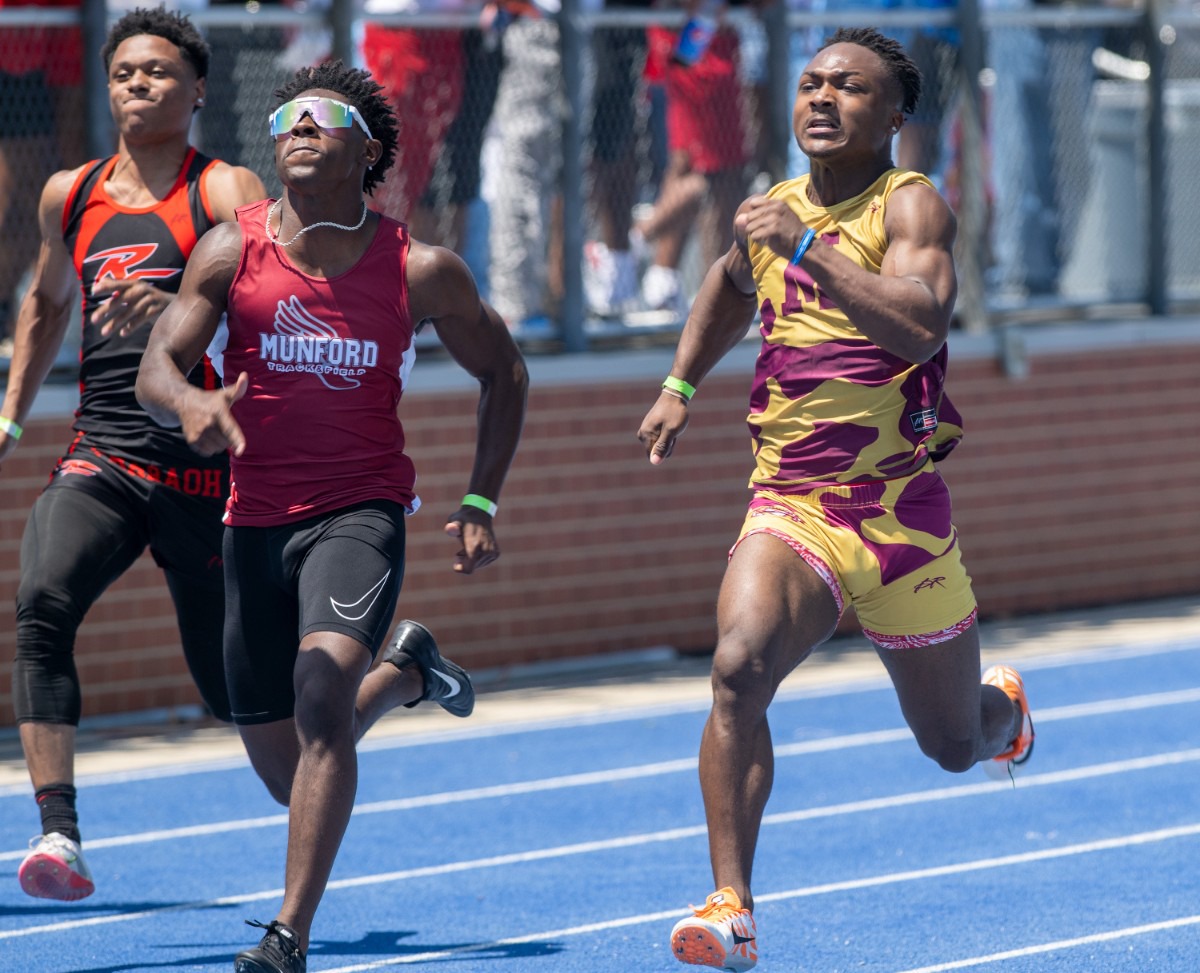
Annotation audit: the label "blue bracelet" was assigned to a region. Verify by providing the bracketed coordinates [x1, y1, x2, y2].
[790, 228, 817, 266]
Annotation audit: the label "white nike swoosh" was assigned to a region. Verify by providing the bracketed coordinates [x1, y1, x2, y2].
[330, 570, 391, 621]
[430, 668, 461, 698]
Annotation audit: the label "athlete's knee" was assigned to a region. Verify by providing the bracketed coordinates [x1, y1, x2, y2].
[203, 698, 234, 725]
[16, 578, 85, 647]
[185, 651, 232, 724]
[917, 733, 977, 774]
[293, 666, 358, 748]
[241, 730, 295, 804]
[709, 639, 777, 718]
[248, 756, 294, 806]
[259, 770, 293, 807]
[13, 601, 83, 725]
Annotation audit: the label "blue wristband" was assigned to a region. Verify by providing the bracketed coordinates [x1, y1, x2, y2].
[790, 228, 817, 266]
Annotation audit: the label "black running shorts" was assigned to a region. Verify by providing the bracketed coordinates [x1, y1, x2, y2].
[222, 499, 408, 725]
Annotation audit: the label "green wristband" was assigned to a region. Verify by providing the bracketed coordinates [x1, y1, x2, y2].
[0, 416, 23, 440]
[462, 493, 497, 517]
[662, 376, 696, 401]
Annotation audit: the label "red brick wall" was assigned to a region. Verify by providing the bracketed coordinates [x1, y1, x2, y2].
[2, 325, 1199, 724]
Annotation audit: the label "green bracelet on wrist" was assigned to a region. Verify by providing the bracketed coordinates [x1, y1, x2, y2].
[462, 493, 498, 517]
[0, 416, 23, 440]
[662, 376, 696, 402]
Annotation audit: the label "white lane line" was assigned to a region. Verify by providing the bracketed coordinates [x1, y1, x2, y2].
[3, 750, 1198, 942]
[3, 638, 1197, 797]
[893, 914, 1200, 973]
[304, 823, 1200, 971]
[4, 687, 1200, 862]
[762, 747, 1200, 826]
[1031, 686, 1200, 722]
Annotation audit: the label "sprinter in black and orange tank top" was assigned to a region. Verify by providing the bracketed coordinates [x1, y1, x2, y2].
[0, 8, 265, 903]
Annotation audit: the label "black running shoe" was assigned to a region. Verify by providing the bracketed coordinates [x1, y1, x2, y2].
[383, 619, 476, 718]
[234, 919, 305, 973]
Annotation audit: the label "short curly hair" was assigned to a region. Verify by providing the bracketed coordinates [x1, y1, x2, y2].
[273, 61, 399, 196]
[821, 27, 922, 116]
[101, 6, 210, 80]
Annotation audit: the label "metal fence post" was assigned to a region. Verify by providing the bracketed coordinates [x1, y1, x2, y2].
[1145, 0, 1167, 316]
[559, 0, 589, 352]
[330, 0, 356, 67]
[763, 0, 791, 185]
[83, 0, 113, 159]
[955, 0, 989, 335]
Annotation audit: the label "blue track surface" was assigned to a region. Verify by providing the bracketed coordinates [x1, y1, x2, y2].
[3, 636, 1199, 972]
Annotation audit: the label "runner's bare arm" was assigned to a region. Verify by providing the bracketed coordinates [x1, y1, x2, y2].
[0, 168, 90, 466]
[637, 201, 759, 465]
[407, 241, 529, 573]
[135, 222, 248, 457]
[203, 162, 268, 223]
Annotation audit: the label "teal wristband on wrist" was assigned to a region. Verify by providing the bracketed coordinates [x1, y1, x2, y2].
[462, 493, 498, 517]
[662, 376, 696, 401]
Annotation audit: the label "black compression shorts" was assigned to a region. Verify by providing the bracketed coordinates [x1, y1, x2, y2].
[222, 499, 408, 726]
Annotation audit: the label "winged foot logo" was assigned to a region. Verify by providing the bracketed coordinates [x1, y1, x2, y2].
[258, 295, 378, 390]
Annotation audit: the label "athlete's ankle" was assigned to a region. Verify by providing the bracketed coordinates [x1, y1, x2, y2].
[717, 882, 753, 913]
[34, 783, 81, 843]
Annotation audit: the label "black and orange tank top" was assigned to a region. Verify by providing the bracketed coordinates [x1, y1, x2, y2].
[60, 147, 227, 472]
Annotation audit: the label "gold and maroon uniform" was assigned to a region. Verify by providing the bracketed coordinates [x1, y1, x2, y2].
[736, 168, 976, 647]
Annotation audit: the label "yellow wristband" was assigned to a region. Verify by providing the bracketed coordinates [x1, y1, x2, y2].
[0, 416, 23, 440]
[462, 493, 498, 517]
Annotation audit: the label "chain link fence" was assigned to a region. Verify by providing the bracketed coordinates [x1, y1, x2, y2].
[0, 1, 1195, 357]
[0, 7, 87, 357]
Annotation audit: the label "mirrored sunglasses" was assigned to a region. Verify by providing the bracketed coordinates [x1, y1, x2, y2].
[268, 96, 374, 142]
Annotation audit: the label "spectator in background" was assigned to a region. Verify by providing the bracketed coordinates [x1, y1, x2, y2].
[487, 0, 566, 335]
[985, 0, 1098, 300]
[414, 20, 504, 263]
[583, 3, 652, 318]
[894, 0, 958, 182]
[361, 0, 467, 228]
[635, 0, 750, 317]
[0, 0, 87, 355]
[203, 0, 292, 195]
[257, 0, 499, 265]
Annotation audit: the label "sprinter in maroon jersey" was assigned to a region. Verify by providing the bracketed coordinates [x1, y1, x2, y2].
[0, 8, 266, 903]
[136, 60, 528, 973]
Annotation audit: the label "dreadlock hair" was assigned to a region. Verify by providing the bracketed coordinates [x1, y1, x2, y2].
[101, 6, 210, 80]
[273, 61, 399, 196]
[821, 27, 922, 117]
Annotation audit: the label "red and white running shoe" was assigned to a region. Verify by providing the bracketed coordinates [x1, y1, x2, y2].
[18, 832, 95, 901]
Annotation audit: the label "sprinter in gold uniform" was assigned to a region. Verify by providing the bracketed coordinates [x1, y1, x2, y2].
[638, 27, 1035, 971]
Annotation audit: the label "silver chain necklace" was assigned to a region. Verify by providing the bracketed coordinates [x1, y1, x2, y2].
[265, 198, 367, 248]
